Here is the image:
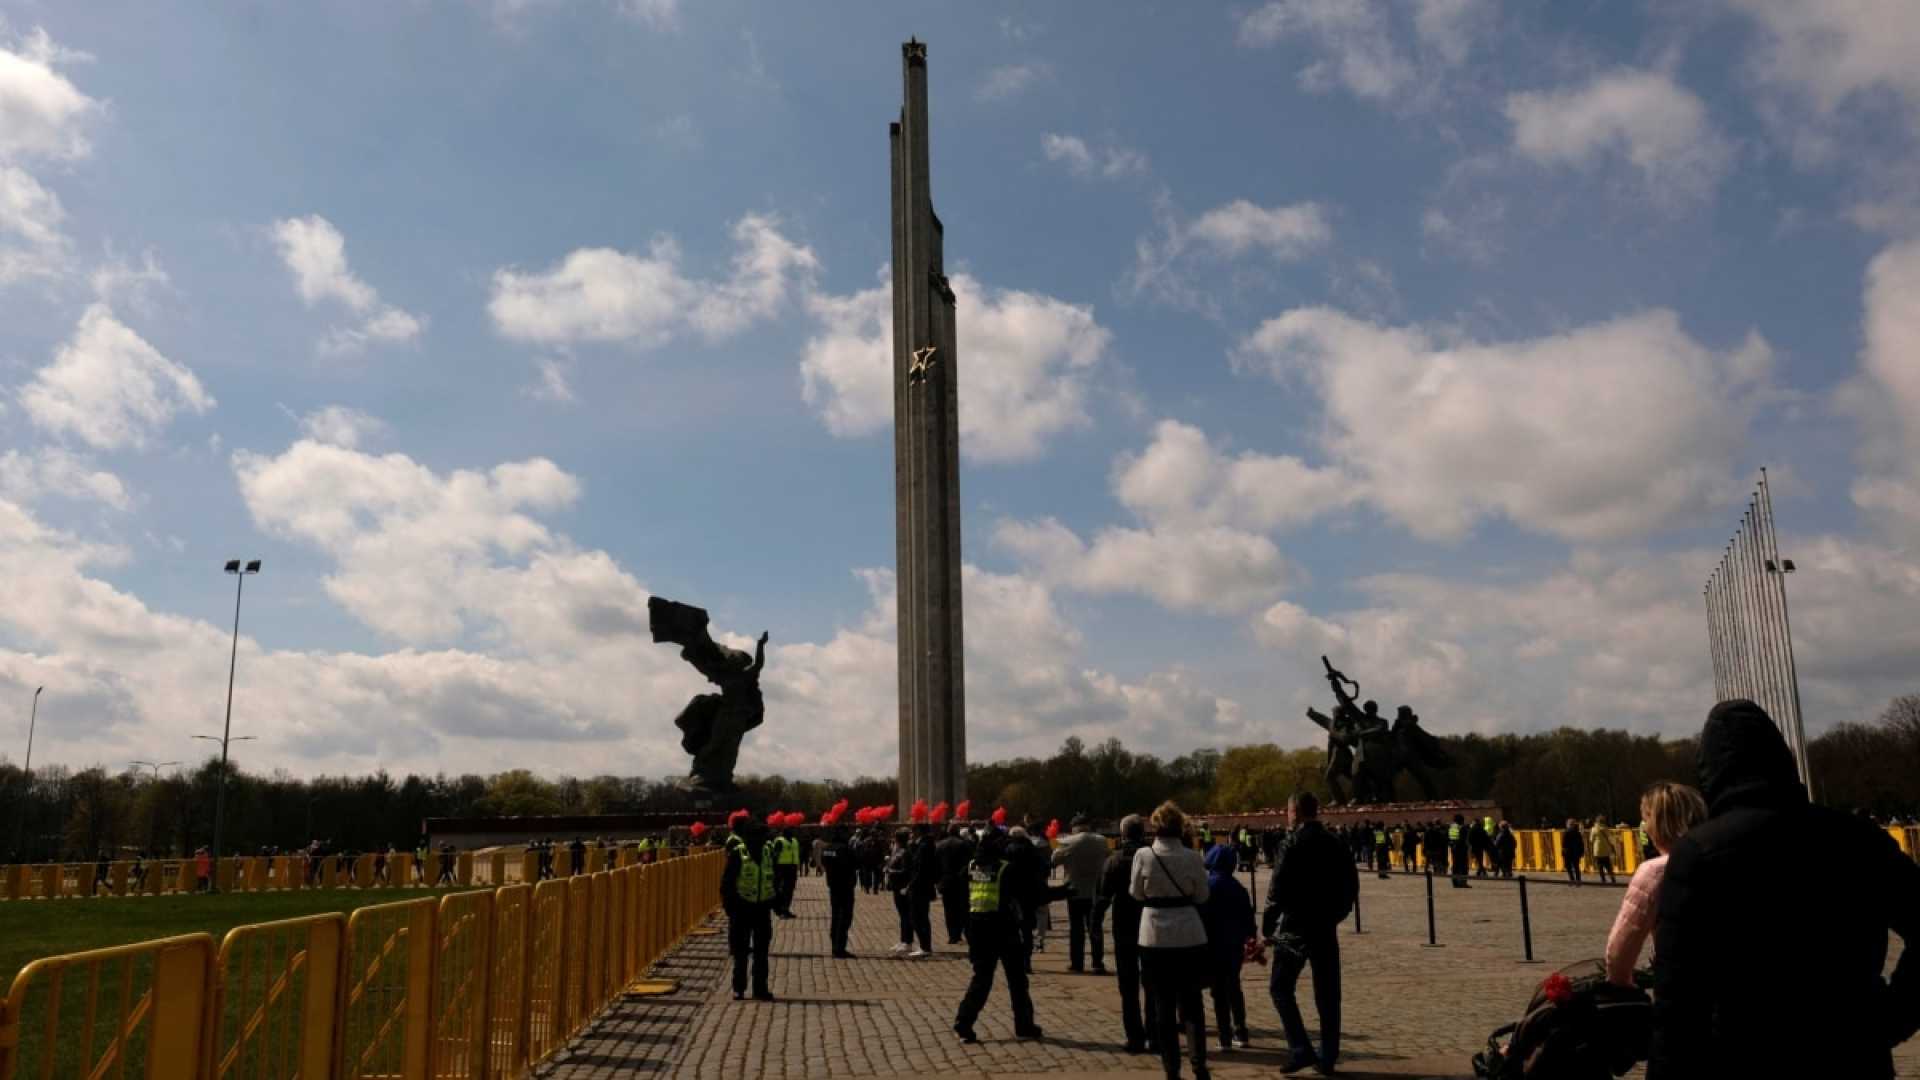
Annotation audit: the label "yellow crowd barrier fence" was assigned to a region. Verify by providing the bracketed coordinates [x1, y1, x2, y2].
[0, 850, 724, 1079]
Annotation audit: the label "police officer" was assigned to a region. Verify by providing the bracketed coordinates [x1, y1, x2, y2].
[953, 828, 1042, 1043]
[819, 824, 859, 958]
[773, 826, 801, 919]
[721, 817, 777, 1001]
[1372, 822, 1391, 879]
[1448, 814, 1472, 888]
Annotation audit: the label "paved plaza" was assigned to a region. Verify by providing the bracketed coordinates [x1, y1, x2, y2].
[545, 870, 1919, 1079]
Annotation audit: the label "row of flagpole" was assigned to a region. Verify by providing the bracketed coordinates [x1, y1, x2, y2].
[1703, 468, 1812, 793]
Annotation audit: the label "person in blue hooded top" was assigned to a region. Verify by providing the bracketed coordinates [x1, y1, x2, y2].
[1200, 843, 1256, 1050]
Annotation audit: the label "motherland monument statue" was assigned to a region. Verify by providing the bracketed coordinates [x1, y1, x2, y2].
[650, 596, 766, 795]
[1306, 655, 1452, 804]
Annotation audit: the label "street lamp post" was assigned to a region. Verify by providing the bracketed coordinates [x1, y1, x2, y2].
[12, 686, 42, 856]
[206, 558, 261, 879]
[130, 760, 180, 855]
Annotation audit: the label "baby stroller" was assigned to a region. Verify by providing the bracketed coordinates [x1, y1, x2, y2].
[1472, 959, 1651, 1080]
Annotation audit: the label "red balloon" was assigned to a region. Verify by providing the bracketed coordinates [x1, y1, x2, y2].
[689, 821, 708, 839]
[909, 798, 930, 823]
[954, 800, 972, 821]
[930, 801, 951, 824]
[1045, 818, 1062, 842]
[990, 807, 1008, 827]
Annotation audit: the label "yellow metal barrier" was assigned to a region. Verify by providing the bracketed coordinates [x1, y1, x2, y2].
[212, 914, 347, 1079]
[341, 899, 435, 1080]
[0, 933, 215, 1080]
[484, 885, 529, 1078]
[430, 890, 492, 1079]
[521, 879, 569, 1066]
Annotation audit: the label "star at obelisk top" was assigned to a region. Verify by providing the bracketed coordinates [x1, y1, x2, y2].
[891, 39, 966, 808]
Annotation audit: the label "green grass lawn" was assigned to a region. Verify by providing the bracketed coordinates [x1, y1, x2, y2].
[0, 886, 475, 988]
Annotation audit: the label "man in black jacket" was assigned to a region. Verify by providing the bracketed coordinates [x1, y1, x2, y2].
[953, 828, 1043, 1043]
[1263, 792, 1358, 1075]
[937, 825, 975, 945]
[719, 817, 778, 1000]
[818, 825, 859, 958]
[1100, 814, 1156, 1054]
[1649, 700, 1920, 1079]
[909, 824, 941, 956]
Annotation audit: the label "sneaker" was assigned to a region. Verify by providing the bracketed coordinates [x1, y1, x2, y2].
[1234, 1031, 1251, 1048]
[732, 990, 744, 1001]
[954, 1023, 978, 1044]
[1014, 1024, 1044, 1040]
[1091, 963, 1109, 975]
[907, 948, 930, 959]
[752, 990, 775, 1002]
[890, 942, 911, 956]
[1219, 1034, 1234, 1051]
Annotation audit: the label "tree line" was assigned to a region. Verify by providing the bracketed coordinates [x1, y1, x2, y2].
[5, 695, 1915, 862]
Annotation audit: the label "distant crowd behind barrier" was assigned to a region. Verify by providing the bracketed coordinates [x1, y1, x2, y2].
[8, 822, 1918, 903]
[0, 849, 725, 1078]
[0, 839, 695, 901]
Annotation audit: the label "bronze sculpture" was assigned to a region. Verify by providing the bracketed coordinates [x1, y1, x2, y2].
[1306, 656, 1451, 803]
[650, 596, 766, 795]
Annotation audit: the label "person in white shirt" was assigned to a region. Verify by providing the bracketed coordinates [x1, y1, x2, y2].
[1131, 801, 1212, 1080]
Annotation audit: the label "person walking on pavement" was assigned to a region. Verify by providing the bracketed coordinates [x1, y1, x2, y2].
[1587, 816, 1617, 885]
[938, 824, 974, 945]
[1132, 801, 1213, 1080]
[1493, 821, 1517, 878]
[910, 823, 940, 956]
[1053, 814, 1111, 974]
[720, 817, 777, 1001]
[1469, 818, 1491, 878]
[1650, 699, 1920, 1079]
[1264, 791, 1358, 1076]
[1561, 818, 1585, 887]
[1103, 814, 1157, 1055]
[1448, 814, 1472, 889]
[1200, 844, 1255, 1050]
[953, 828, 1044, 1044]
[773, 825, 802, 918]
[818, 824, 859, 958]
[1400, 825, 1420, 874]
[1371, 822, 1390, 879]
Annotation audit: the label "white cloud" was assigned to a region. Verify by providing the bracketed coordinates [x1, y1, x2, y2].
[1237, 0, 1411, 101]
[1411, 0, 1485, 66]
[527, 356, 576, 404]
[1112, 419, 1358, 532]
[976, 63, 1049, 103]
[1841, 238, 1920, 529]
[617, 0, 677, 28]
[1041, 133, 1149, 180]
[298, 405, 387, 449]
[1236, 306, 1774, 542]
[0, 27, 99, 163]
[19, 304, 214, 450]
[1729, 0, 1920, 125]
[1505, 70, 1731, 202]
[489, 213, 816, 348]
[270, 215, 425, 352]
[0, 164, 66, 283]
[994, 516, 1293, 616]
[799, 271, 1112, 464]
[1130, 197, 1333, 312]
[0, 447, 128, 510]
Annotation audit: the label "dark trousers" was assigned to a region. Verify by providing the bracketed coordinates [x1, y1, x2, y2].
[1373, 845, 1389, 877]
[728, 902, 773, 995]
[1270, 929, 1341, 1066]
[955, 917, 1034, 1031]
[1210, 955, 1247, 1040]
[774, 865, 798, 914]
[1594, 855, 1615, 884]
[912, 890, 934, 950]
[829, 882, 856, 954]
[1113, 928, 1155, 1047]
[1451, 844, 1471, 886]
[1141, 944, 1208, 1078]
[941, 880, 969, 944]
[1068, 897, 1104, 970]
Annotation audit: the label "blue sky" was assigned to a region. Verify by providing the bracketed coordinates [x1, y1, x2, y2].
[2, 0, 1918, 784]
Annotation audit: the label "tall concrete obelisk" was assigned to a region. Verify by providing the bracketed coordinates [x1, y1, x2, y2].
[891, 39, 966, 808]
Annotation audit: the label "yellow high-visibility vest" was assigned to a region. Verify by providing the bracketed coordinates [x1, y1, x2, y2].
[1448, 824, 1462, 842]
[735, 846, 776, 903]
[1373, 830, 1387, 846]
[775, 837, 800, 866]
[968, 861, 1006, 914]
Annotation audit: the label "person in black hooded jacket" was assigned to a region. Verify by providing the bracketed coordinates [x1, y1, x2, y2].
[1648, 699, 1920, 1080]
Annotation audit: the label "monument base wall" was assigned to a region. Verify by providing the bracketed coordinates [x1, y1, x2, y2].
[1204, 799, 1504, 830]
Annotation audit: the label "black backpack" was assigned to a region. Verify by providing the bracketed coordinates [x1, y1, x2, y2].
[1472, 959, 1650, 1080]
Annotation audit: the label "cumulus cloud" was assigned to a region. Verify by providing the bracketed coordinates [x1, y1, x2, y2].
[0, 26, 100, 162]
[1130, 197, 1332, 313]
[297, 405, 387, 449]
[19, 304, 214, 450]
[1729, 0, 1920, 128]
[994, 516, 1293, 616]
[0, 447, 128, 510]
[1041, 133, 1148, 180]
[1505, 69, 1731, 202]
[0, 164, 66, 283]
[270, 215, 424, 353]
[489, 213, 816, 348]
[1235, 307, 1774, 542]
[1840, 238, 1920, 529]
[1112, 419, 1357, 532]
[799, 270, 1112, 464]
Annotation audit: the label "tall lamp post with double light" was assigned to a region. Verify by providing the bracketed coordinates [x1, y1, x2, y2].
[13, 686, 43, 856]
[201, 558, 261, 880]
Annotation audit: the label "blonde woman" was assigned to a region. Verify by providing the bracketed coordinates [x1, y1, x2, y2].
[1131, 801, 1212, 1080]
[1605, 781, 1707, 986]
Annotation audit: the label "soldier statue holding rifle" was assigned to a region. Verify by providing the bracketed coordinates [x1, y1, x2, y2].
[1306, 656, 1450, 804]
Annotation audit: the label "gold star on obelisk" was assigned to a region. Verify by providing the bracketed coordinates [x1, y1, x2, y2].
[909, 345, 938, 381]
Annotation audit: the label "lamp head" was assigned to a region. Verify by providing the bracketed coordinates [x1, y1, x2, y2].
[245, 560, 261, 573]
[225, 560, 241, 573]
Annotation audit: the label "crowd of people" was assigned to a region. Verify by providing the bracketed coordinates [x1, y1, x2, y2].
[716, 700, 1920, 1080]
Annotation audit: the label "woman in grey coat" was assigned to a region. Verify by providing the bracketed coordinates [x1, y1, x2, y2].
[1131, 801, 1212, 1080]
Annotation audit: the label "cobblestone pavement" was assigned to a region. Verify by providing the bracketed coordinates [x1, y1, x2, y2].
[545, 868, 1920, 1079]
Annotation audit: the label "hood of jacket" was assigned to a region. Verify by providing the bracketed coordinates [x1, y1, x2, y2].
[1204, 843, 1238, 878]
[1697, 698, 1806, 815]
